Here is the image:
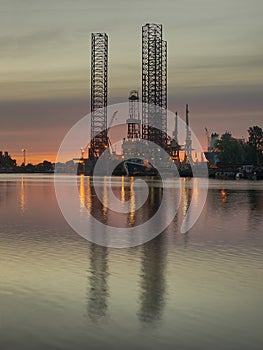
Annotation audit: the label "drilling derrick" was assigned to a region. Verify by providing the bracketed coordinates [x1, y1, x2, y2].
[142, 23, 167, 149]
[127, 90, 141, 139]
[89, 33, 108, 159]
[122, 90, 141, 158]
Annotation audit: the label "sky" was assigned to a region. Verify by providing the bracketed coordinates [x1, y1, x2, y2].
[0, 0, 263, 164]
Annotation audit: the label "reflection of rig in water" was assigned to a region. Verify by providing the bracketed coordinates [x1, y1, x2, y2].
[79, 176, 168, 323]
[75, 24, 200, 176]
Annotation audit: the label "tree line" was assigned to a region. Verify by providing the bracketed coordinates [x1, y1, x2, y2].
[215, 126, 263, 166]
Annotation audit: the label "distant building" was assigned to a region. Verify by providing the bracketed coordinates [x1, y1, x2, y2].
[208, 133, 219, 151]
[204, 133, 220, 165]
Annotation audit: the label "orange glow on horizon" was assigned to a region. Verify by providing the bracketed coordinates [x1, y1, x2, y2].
[12, 152, 57, 166]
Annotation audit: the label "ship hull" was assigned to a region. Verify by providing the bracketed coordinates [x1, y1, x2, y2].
[124, 161, 158, 176]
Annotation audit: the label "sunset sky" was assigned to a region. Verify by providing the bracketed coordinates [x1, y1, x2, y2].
[1, 0, 262, 164]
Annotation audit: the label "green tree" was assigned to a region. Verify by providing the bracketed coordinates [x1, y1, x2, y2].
[247, 126, 263, 165]
[35, 160, 54, 172]
[215, 132, 245, 164]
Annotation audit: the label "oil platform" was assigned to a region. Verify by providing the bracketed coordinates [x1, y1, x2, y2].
[77, 24, 195, 176]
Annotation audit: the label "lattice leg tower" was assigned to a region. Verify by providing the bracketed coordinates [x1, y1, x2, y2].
[161, 40, 167, 146]
[142, 23, 167, 149]
[89, 33, 108, 159]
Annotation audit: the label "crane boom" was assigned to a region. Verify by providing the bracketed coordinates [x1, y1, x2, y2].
[107, 111, 118, 154]
[108, 111, 118, 129]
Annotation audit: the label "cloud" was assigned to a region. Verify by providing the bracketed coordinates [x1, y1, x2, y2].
[0, 29, 67, 51]
[173, 54, 263, 70]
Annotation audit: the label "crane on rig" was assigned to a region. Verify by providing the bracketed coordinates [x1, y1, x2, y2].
[74, 111, 118, 160]
[107, 111, 118, 154]
[108, 111, 118, 129]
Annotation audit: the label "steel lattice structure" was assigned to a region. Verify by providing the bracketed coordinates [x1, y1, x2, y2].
[161, 40, 167, 140]
[142, 23, 167, 148]
[127, 90, 141, 139]
[90, 33, 108, 159]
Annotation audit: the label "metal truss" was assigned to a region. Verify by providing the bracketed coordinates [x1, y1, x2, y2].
[161, 40, 167, 141]
[127, 89, 141, 139]
[90, 33, 108, 159]
[142, 23, 167, 149]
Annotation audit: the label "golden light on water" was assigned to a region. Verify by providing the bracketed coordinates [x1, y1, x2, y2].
[192, 178, 199, 206]
[20, 176, 25, 213]
[79, 175, 92, 212]
[121, 176, 125, 203]
[86, 176, 92, 212]
[128, 177, 135, 226]
[79, 175, 85, 209]
[103, 176, 108, 218]
[221, 189, 227, 204]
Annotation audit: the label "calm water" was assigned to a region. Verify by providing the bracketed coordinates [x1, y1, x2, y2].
[0, 174, 263, 350]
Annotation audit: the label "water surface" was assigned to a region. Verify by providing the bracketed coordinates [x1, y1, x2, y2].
[0, 174, 262, 350]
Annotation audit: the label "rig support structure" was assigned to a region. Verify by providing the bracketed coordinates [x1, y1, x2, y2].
[142, 23, 167, 149]
[89, 33, 108, 159]
[127, 90, 141, 140]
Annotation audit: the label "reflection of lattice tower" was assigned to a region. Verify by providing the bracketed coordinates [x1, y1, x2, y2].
[127, 90, 141, 139]
[87, 243, 109, 321]
[138, 227, 167, 323]
[142, 23, 167, 148]
[89, 33, 108, 159]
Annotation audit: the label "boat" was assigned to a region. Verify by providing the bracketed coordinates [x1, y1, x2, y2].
[123, 158, 158, 176]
